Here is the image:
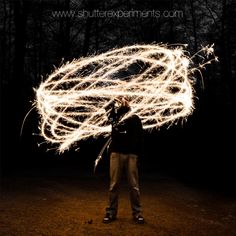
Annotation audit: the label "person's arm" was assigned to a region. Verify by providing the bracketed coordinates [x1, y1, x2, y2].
[129, 115, 144, 156]
[136, 116, 144, 157]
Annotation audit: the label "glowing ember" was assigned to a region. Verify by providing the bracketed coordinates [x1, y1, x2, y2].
[36, 44, 216, 152]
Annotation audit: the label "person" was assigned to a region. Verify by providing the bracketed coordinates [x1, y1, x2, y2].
[103, 97, 144, 224]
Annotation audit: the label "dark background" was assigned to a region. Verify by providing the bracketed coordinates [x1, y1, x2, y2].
[0, 0, 235, 192]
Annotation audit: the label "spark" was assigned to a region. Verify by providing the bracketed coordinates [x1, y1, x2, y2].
[36, 44, 216, 152]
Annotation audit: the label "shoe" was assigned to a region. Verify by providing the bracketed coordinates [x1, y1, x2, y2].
[103, 213, 116, 223]
[133, 214, 145, 224]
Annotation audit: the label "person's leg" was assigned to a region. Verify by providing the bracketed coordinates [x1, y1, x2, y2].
[126, 154, 142, 217]
[106, 152, 123, 218]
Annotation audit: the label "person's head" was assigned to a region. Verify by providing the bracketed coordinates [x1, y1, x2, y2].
[104, 96, 130, 124]
[115, 96, 131, 116]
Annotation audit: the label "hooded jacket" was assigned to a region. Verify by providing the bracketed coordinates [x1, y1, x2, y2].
[110, 112, 143, 156]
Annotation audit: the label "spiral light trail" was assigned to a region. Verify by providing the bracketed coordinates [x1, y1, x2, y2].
[36, 44, 216, 152]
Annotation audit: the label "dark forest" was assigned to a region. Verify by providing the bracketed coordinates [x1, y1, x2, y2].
[1, 0, 236, 186]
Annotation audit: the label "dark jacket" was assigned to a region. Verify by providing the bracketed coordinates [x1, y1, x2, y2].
[110, 114, 143, 156]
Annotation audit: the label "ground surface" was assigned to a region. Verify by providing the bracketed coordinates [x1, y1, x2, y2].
[1, 170, 236, 236]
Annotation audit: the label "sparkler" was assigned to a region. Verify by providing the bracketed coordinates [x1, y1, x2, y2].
[36, 44, 216, 152]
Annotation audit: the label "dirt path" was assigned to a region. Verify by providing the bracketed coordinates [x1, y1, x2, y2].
[1, 174, 236, 236]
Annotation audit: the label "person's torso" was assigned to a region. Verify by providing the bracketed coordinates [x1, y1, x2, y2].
[110, 115, 142, 155]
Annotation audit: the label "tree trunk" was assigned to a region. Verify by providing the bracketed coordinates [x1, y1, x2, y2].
[220, 0, 235, 106]
[82, 16, 93, 56]
[57, 0, 71, 60]
[13, 0, 27, 91]
[189, 0, 198, 53]
[169, 0, 175, 43]
[95, 19, 99, 53]
[0, 0, 7, 83]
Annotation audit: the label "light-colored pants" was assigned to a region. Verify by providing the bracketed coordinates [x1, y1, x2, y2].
[106, 152, 141, 217]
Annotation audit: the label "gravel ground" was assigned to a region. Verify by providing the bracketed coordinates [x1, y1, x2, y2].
[0, 173, 236, 236]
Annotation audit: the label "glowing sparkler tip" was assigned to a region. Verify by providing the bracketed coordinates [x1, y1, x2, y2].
[202, 44, 215, 57]
[182, 58, 190, 68]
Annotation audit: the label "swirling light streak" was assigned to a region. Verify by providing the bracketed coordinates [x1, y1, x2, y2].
[36, 44, 216, 152]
